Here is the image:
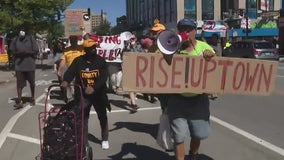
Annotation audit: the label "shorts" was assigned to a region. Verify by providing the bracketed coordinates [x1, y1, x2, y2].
[170, 118, 211, 143]
[16, 71, 35, 89]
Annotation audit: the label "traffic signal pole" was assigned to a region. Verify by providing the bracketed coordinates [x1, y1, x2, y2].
[279, 9, 284, 58]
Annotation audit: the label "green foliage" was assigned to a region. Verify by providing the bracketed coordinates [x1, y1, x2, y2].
[111, 15, 129, 34]
[0, 0, 74, 46]
[250, 22, 277, 29]
[94, 21, 112, 35]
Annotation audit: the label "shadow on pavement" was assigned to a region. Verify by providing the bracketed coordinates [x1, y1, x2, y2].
[109, 122, 159, 139]
[108, 142, 173, 160]
[88, 133, 101, 145]
[36, 64, 53, 70]
[109, 99, 131, 110]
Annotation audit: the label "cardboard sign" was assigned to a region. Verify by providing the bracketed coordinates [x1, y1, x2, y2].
[122, 53, 278, 96]
[65, 10, 83, 37]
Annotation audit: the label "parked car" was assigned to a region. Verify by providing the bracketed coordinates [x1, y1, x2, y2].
[223, 40, 279, 61]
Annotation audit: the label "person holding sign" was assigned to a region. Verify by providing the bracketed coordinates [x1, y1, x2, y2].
[167, 18, 215, 160]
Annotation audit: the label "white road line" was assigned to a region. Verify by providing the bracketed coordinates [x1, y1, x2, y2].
[90, 106, 161, 115]
[211, 116, 284, 157]
[277, 75, 284, 78]
[2, 101, 284, 157]
[0, 105, 33, 148]
[0, 93, 45, 148]
[278, 66, 284, 70]
[8, 133, 40, 144]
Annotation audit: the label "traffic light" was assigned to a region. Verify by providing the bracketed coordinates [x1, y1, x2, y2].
[87, 8, 91, 16]
[57, 11, 61, 20]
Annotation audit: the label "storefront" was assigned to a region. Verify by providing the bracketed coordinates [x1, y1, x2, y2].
[0, 36, 8, 63]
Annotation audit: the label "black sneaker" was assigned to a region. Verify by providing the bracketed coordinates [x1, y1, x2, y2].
[130, 104, 140, 109]
[129, 105, 138, 114]
[129, 108, 137, 114]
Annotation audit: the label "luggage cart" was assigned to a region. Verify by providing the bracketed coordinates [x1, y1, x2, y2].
[37, 83, 93, 160]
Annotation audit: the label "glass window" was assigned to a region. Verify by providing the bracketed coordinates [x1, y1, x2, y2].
[260, 0, 274, 11]
[247, 0, 257, 18]
[202, 0, 214, 20]
[184, 0, 196, 20]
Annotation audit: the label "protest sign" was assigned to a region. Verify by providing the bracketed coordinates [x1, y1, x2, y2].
[122, 53, 278, 96]
[96, 34, 125, 62]
[94, 32, 133, 63]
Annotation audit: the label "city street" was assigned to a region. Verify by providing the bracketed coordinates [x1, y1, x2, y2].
[0, 57, 284, 160]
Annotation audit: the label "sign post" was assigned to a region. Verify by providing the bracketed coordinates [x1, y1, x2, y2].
[279, 9, 284, 58]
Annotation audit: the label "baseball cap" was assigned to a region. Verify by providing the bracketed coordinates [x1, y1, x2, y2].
[177, 18, 197, 29]
[151, 19, 166, 32]
[83, 39, 97, 48]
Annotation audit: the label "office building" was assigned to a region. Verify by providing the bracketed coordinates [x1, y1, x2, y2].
[126, 0, 281, 30]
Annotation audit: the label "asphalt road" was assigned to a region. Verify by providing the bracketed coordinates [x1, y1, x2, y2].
[0, 57, 284, 160]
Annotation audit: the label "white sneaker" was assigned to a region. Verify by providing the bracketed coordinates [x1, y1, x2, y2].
[101, 141, 109, 150]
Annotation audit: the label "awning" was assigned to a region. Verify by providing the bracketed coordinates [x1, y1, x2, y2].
[196, 28, 279, 38]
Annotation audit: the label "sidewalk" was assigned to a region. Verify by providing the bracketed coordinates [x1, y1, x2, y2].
[0, 57, 54, 85]
[0, 63, 15, 85]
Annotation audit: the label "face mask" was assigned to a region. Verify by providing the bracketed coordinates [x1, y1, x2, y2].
[19, 31, 25, 37]
[84, 47, 97, 61]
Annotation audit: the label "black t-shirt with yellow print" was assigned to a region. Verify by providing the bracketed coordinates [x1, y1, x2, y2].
[63, 54, 108, 99]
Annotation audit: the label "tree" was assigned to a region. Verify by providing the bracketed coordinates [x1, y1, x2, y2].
[111, 15, 129, 34]
[94, 20, 112, 35]
[0, 0, 74, 43]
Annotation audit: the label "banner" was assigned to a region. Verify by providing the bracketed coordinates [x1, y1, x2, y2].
[95, 32, 131, 63]
[202, 20, 227, 32]
[122, 53, 278, 96]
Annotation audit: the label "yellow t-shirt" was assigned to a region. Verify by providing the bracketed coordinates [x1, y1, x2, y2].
[61, 45, 84, 67]
[179, 40, 215, 97]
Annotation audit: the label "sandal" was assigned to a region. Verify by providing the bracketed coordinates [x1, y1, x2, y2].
[14, 101, 23, 110]
[30, 98, 35, 106]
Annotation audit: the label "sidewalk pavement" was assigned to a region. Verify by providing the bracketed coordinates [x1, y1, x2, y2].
[0, 64, 15, 85]
[0, 57, 54, 85]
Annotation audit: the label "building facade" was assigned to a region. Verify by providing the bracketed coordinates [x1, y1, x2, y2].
[126, 0, 281, 30]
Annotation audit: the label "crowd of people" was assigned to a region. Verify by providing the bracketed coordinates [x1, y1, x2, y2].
[8, 17, 223, 159]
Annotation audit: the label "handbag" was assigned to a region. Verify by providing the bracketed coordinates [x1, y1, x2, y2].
[156, 113, 174, 150]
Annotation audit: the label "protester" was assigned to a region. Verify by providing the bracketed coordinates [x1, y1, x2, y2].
[200, 23, 229, 57]
[57, 35, 84, 78]
[200, 31, 222, 56]
[9, 29, 39, 109]
[60, 38, 111, 149]
[145, 19, 171, 108]
[167, 18, 215, 160]
[57, 35, 84, 102]
[124, 33, 143, 113]
[200, 25, 229, 100]
[52, 39, 65, 74]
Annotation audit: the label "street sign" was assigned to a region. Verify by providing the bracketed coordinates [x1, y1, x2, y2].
[83, 14, 90, 21]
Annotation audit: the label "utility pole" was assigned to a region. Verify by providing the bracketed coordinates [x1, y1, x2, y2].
[279, 8, 284, 58]
[246, 0, 249, 38]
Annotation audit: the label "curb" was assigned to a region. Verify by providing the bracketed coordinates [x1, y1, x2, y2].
[0, 79, 11, 85]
